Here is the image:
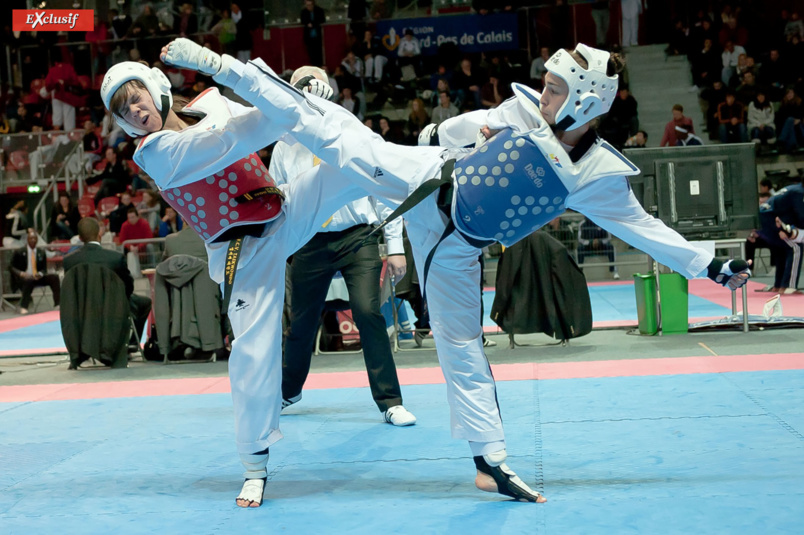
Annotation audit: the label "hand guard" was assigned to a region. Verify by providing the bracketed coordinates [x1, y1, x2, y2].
[163, 38, 221, 76]
[293, 75, 334, 100]
[707, 259, 751, 290]
[776, 217, 801, 242]
[418, 123, 439, 146]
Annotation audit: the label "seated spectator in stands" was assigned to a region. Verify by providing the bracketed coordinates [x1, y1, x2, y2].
[406, 97, 430, 144]
[64, 217, 151, 339]
[100, 112, 125, 148]
[90, 147, 131, 207]
[431, 91, 459, 125]
[747, 92, 777, 145]
[736, 71, 759, 105]
[760, 49, 787, 101]
[341, 50, 364, 80]
[529, 46, 551, 87]
[9, 229, 60, 314]
[158, 206, 183, 237]
[429, 77, 460, 110]
[357, 29, 387, 86]
[784, 12, 804, 41]
[660, 104, 695, 147]
[600, 83, 639, 148]
[119, 205, 156, 272]
[397, 29, 421, 79]
[50, 192, 80, 240]
[453, 58, 485, 110]
[480, 73, 504, 109]
[13, 102, 36, 133]
[81, 119, 103, 170]
[429, 64, 454, 92]
[691, 38, 722, 91]
[332, 64, 361, 97]
[174, 2, 198, 38]
[3, 201, 30, 248]
[369, 0, 392, 20]
[378, 116, 403, 143]
[717, 91, 748, 143]
[674, 126, 704, 146]
[137, 189, 161, 235]
[719, 16, 749, 49]
[211, 8, 237, 56]
[577, 219, 619, 279]
[784, 34, 804, 86]
[339, 86, 362, 119]
[689, 17, 717, 54]
[108, 191, 134, 234]
[667, 18, 689, 56]
[701, 80, 727, 139]
[777, 88, 804, 153]
[721, 40, 747, 86]
[759, 177, 777, 198]
[624, 130, 648, 148]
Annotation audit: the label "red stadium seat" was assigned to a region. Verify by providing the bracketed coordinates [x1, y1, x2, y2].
[86, 183, 101, 196]
[77, 197, 96, 218]
[97, 196, 119, 215]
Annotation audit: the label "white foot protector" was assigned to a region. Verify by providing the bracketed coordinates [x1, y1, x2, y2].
[236, 478, 266, 508]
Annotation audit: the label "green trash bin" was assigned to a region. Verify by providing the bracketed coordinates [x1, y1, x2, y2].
[633, 273, 659, 335]
[659, 272, 689, 334]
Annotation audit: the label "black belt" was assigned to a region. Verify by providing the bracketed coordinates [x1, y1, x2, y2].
[221, 237, 244, 315]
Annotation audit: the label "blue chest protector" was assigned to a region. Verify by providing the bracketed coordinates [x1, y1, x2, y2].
[451, 129, 569, 247]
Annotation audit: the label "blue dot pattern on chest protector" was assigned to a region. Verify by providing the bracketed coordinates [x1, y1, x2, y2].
[452, 129, 569, 247]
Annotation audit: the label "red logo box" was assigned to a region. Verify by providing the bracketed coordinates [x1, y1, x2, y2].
[13, 10, 94, 32]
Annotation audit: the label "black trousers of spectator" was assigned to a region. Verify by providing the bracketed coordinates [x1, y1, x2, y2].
[578, 243, 616, 271]
[130, 294, 152, 340]
[14, 273, 61, 309]
[745, 234, 790, 289]
[282, 224, 402, 412]
[303, 35, 323, 68]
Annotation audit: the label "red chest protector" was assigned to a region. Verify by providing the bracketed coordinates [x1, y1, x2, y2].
[145, 88, 283, 243]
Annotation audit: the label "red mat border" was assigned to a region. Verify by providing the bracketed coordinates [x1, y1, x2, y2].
[1, 353, 802, 403]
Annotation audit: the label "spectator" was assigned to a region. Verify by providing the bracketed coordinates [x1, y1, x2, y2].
[429, 77, 459, 109]
[91, 147, 131, 207]
[621, 0, 642, 47]
[369, 0, 392, 20]
[137, 189, 162, 235]
[717, 91, 748, 143]
[397, 29, 421, 80]
[736, 71, 759, 104]
[624, 130, 648, 147]
[108, 191, 135, 234]
[211, 8, 237, 56]
[784, 12, 804, 41]
[378, 116, 402, 143]
[339, 87, 361, 119]
[453, 58, 485, 110]
[3, 201, 30, 248]
[480, 73, 504, 109]
[591, 0, 611, 47]
[674, 126, 704, 146]
[44, 60, 81, 132]
[660, 104, 695, 147]
[301, 0, 325, 67]
[341, 50, 364, 79]
[666, 18, 688, 56]
[701, 79, 727, 139]
[759, 177, 777, 197]
[12, 102, 36, 133]
[776, 88, 804, 153]
[174, 3, 198, 38]
[577, 219, 618, 279]
[406, 97, 430, 142]
[81, 120, 103, 170]
[231, 2, 253, 62]
[119, 205, 155, 270]
[158, 206, 183, 237]
[100, 112, 125, 149]
[601, 83, 639, 148]
[9, 229, 60, 314]
[358, 29, 388, 86]
[760, 49, 787, 101]
[718, 16, 749, 49]
[722, 40, 747, 86]
[431, 91, 459, 125]
[529, 47, 551, 86]
[689, 16, 717, 53]
[747, 92, 776, 145]
[64, 217, 152, 340]
[691, 38, 721, 91]
[50, 192, 80, 240]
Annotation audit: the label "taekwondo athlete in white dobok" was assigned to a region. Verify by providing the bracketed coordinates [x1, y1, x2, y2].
[100, 61, 373, 508]
[161, 39, 752, 504]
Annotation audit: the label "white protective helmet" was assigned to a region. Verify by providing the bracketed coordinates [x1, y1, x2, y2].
[101, 61, 173, 137]
[544, 43, 618, 131]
